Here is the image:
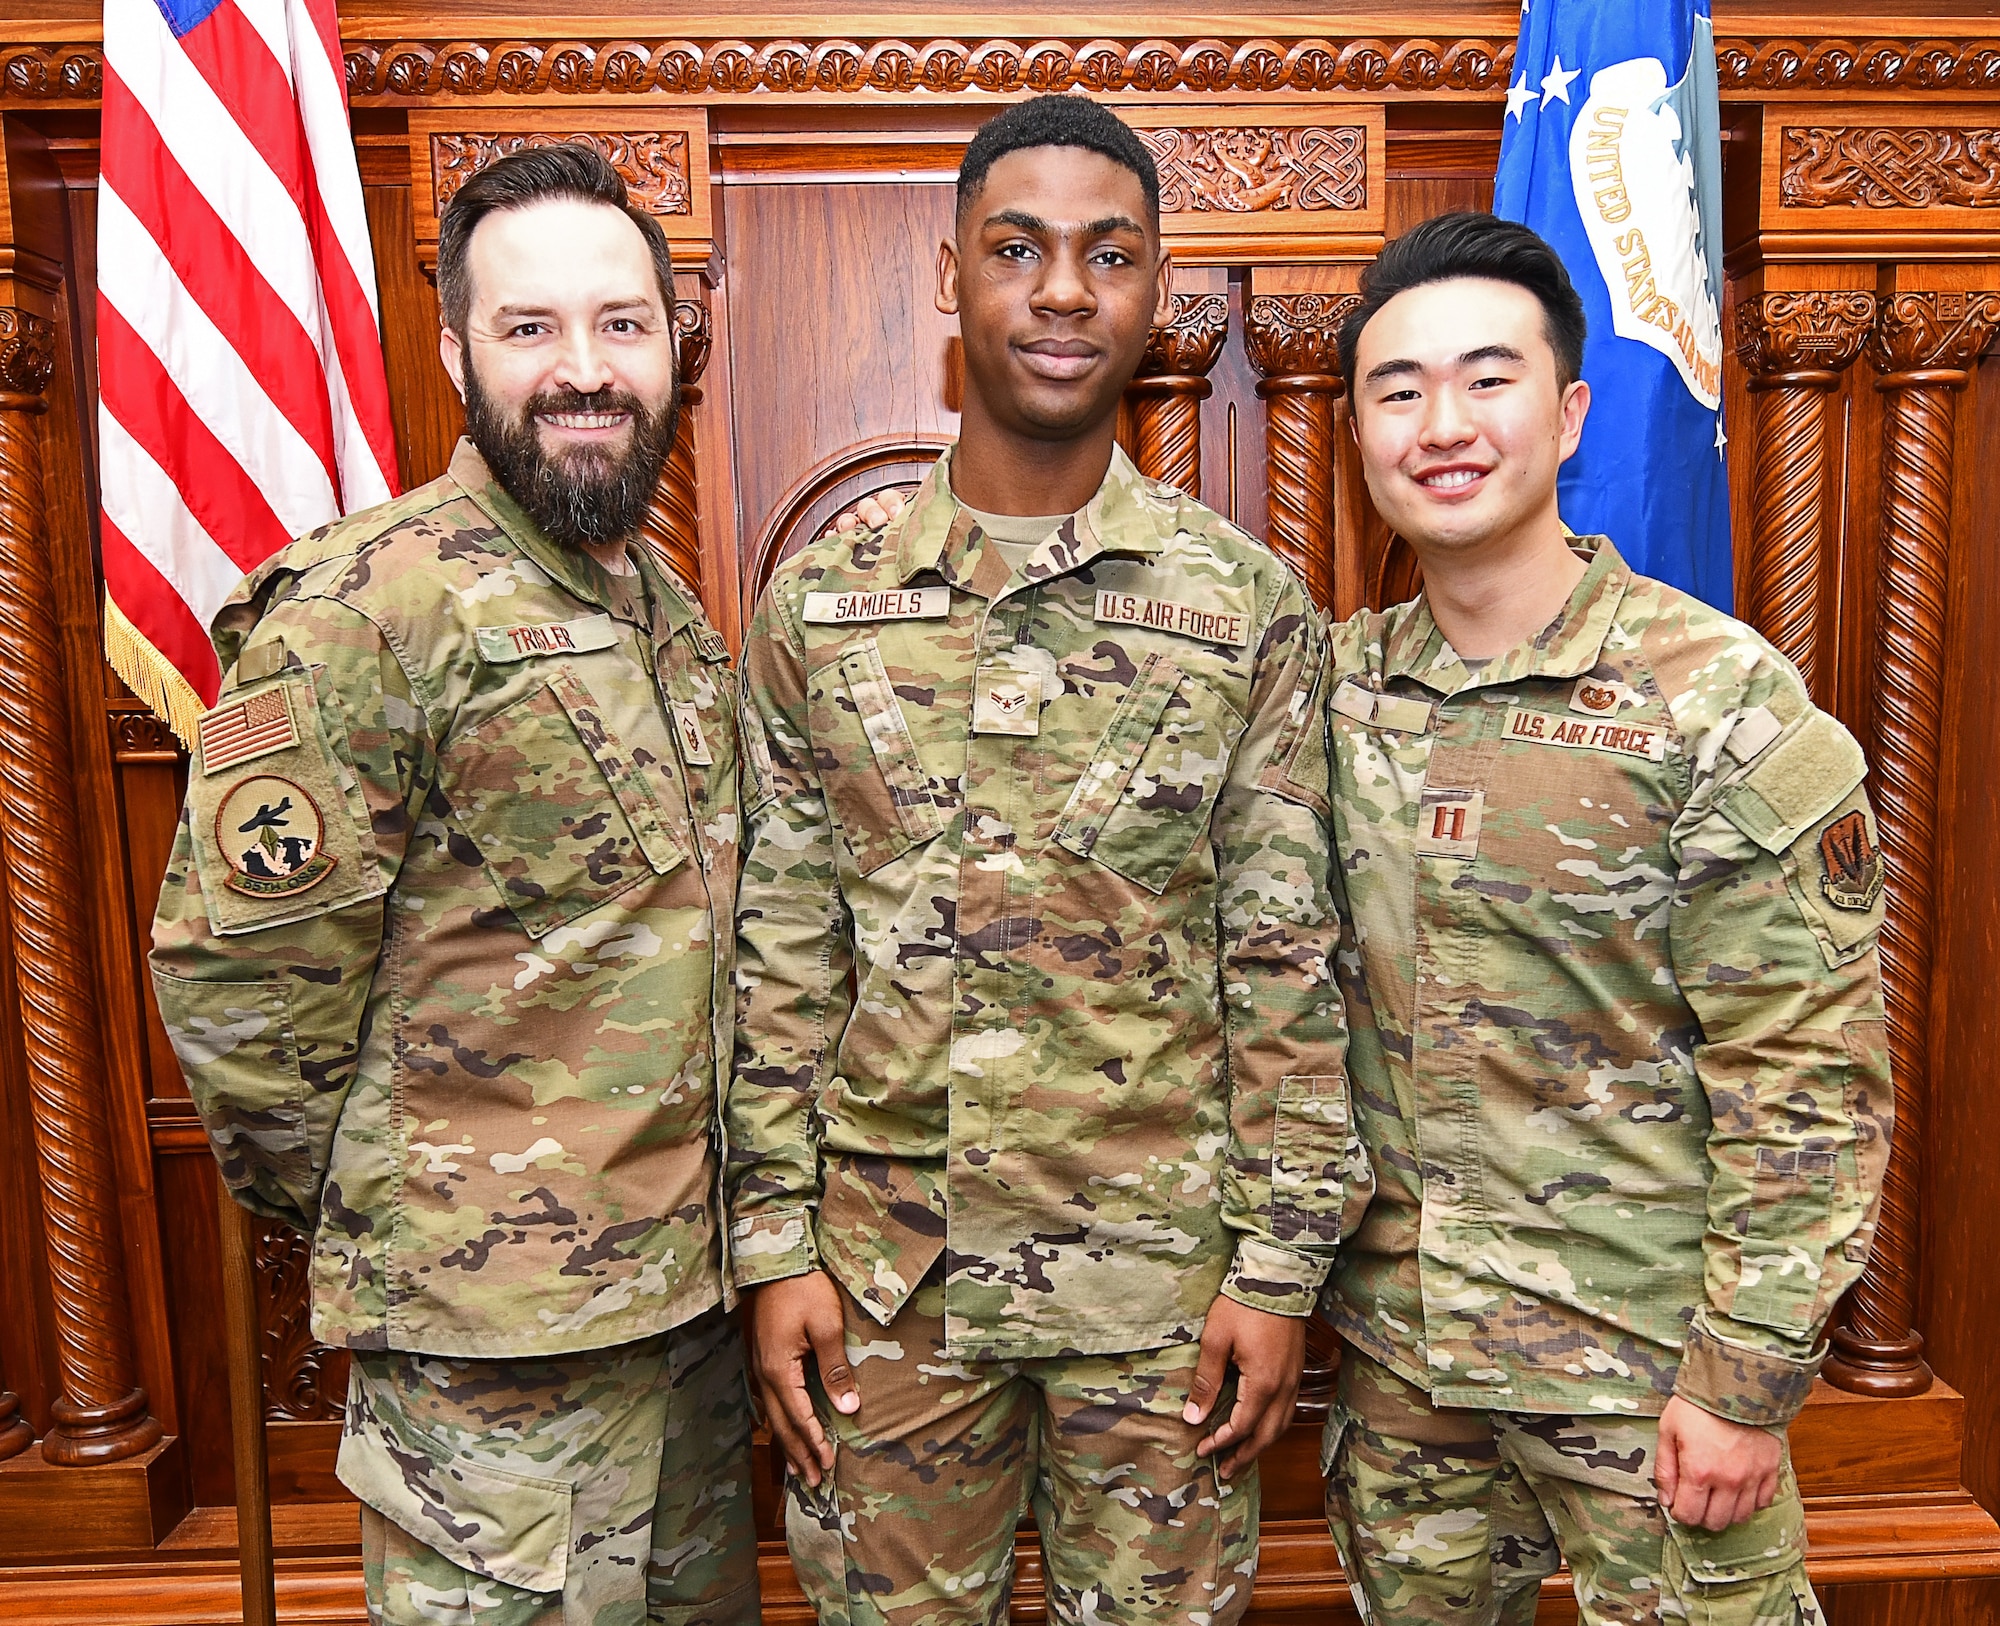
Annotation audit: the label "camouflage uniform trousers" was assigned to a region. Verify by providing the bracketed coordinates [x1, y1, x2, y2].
[785, 1267, 1259, 1626]
[1321, 1347, 1824, 1626]
[339, 1305, 760, 1626]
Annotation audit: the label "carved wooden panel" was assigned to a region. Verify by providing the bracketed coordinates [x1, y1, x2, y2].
[1762, 105, 2000, 254]
[1782, 127, 2000, 210]
[432, 130, 691, 217]
[406, 108, 713, 271]
[251, 1223, 344, 1423]
[1120, 106, 1385, 259]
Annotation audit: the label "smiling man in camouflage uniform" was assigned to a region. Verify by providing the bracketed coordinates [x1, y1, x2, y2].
[1315, 212, 1891, 1624]
[150, 147, 756, 1626]
[728, 97, 1372, 1626]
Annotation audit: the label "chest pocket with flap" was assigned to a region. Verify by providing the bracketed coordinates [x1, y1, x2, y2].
[1054, 651, 1246, 894]
[808, 637, 945, 877]
[439, 665, 688, 938]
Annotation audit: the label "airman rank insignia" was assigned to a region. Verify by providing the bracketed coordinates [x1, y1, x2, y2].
[1818, 809, 1885, 912]
[972, 667, 1043, 736]
[214, 775, 336, 899]
[199, 688, 298, 776]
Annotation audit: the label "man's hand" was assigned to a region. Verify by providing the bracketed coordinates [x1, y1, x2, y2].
[820, 488, 908, 540]
[746, 1271, 859, 1487]
[1656, 1394, 1783, 1531]
[1184, 1296, 1306, 1481]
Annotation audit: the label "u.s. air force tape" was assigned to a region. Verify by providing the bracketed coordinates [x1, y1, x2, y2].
[802, 587, 951, 624]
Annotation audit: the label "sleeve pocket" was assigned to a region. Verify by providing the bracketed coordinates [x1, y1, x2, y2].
[149, 970, 313, 1224]
[1727, 1146, 1836, 1333]
[1270, 1074, 1359, 1248]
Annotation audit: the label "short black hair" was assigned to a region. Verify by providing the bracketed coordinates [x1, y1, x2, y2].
[436, 143, 676, 337]
[1338, 211, 1587, 400]
[956, 95, 1160, 225]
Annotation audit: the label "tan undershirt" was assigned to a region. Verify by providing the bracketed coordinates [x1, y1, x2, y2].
[959, 504, 1070, 574]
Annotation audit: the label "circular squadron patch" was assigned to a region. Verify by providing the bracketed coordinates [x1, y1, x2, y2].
[214, 775, 337, 899]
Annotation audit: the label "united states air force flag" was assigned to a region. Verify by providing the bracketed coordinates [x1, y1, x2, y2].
[1495, 0, 1733, 608]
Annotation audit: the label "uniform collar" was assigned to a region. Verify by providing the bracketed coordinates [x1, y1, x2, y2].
[892, 441, 1169, 598]
[449, 438, 696, 637]
[1385, 533, 1631, 695]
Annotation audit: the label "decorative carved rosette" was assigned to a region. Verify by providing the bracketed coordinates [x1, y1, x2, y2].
[1127, 293, 1228, 499]
[1825, 290, 2000, 1397]
[1731, 291, 1875, 693]
[1246, 293, 1358, 610]
[1781, 126, 2000, 210]
[0, 308, 163, 1463]
[641, 299, 713, 595]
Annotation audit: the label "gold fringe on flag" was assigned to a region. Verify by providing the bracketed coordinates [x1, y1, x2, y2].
[103, 592, 205, 750]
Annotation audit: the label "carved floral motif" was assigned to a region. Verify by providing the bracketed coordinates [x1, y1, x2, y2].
[253, 1222, 344, 1421]
[1733, 290, 1877, 375]
[1139, 126, 1365, 214]
[1782, 127, 2000, 209]
[431, 130, 691, 216]
[1137, 294, 1229, 379]
[1867, 289, 2000, 374]
[0, 309, 55, 398]
[1245, 292, 1360, 378]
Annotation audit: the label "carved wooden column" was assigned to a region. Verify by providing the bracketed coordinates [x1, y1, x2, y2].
[1127, 292, 1227, 497]
[1732, 291, 1875, 694]
[1247, 292, 1359, 611]
[0, 1375, 31, 1459]
[1824, 290, 2000, 1398]
[0, 308, 163, 1465]
[642, 297, 711, 595]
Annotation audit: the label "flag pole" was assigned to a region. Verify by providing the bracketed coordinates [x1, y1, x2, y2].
[216, 1177, 279, 1626]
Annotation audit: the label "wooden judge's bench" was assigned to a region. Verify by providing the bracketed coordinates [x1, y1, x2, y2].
[0, 3, 1998, 1620]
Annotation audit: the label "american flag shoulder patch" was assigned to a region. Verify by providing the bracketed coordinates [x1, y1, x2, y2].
[199, 686, 300, 777]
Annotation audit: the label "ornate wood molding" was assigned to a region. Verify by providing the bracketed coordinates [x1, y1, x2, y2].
[431, 129, 692, 216]
[640, 298, 712, 595]
[1782, 127, 2000, 209]
[1825, 290, 2000, 1398]
[0, 307, 163, 1464]
[1246, 292, 1357, 611]
[1127, 293, 1227, 500]
[1, 32, 1999, 105]
[1732, 290, 1875, 695]
[1140, 125, 1366, 214]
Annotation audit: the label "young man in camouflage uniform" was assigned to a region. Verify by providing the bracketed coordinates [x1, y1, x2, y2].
[728, 97, 1372, 1626]
[1317, 212, 1892, 1624]
[150, 147, 757, 1626]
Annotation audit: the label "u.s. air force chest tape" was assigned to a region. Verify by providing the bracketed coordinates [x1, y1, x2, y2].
[188, 669, 383, 935]
[802, 586, 951, 625]
[1503, 706, 1668, 762]
[1093, 589, 1252, 649]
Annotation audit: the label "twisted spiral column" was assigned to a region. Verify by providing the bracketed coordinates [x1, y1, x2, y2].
[641, 298, 711, 595]
[1126, 293, 1227, 499]
[1733, 292, 1875, 695]
[1824, 291, 2000, 1397]
[0, 310, 163, 1462]
[1247, 293, 1358, 612]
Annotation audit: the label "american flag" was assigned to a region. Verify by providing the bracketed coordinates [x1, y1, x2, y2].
[98, 0, 399, 744]
[197, 687, 297, 774]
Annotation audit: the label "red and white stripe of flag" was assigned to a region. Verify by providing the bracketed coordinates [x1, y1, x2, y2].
[98, 0, 399, 742]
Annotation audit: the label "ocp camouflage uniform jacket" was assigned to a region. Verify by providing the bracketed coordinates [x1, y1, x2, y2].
[1323, 535, 1891, 1428]
[150, 440, 739, 1358]
[728, 444, 1373, 1361]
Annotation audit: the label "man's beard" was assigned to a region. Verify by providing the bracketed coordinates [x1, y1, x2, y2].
[463, 360, 678, 552]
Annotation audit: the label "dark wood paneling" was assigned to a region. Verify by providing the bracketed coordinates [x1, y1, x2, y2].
[366, 166, 462, 491]
[720, 179, 959, 614]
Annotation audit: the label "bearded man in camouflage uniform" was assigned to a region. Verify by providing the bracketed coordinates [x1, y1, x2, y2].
[150, 146, 757, 1626]
[728, 96, 1373, 1626]
[1315, 211, 1892, 1625]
